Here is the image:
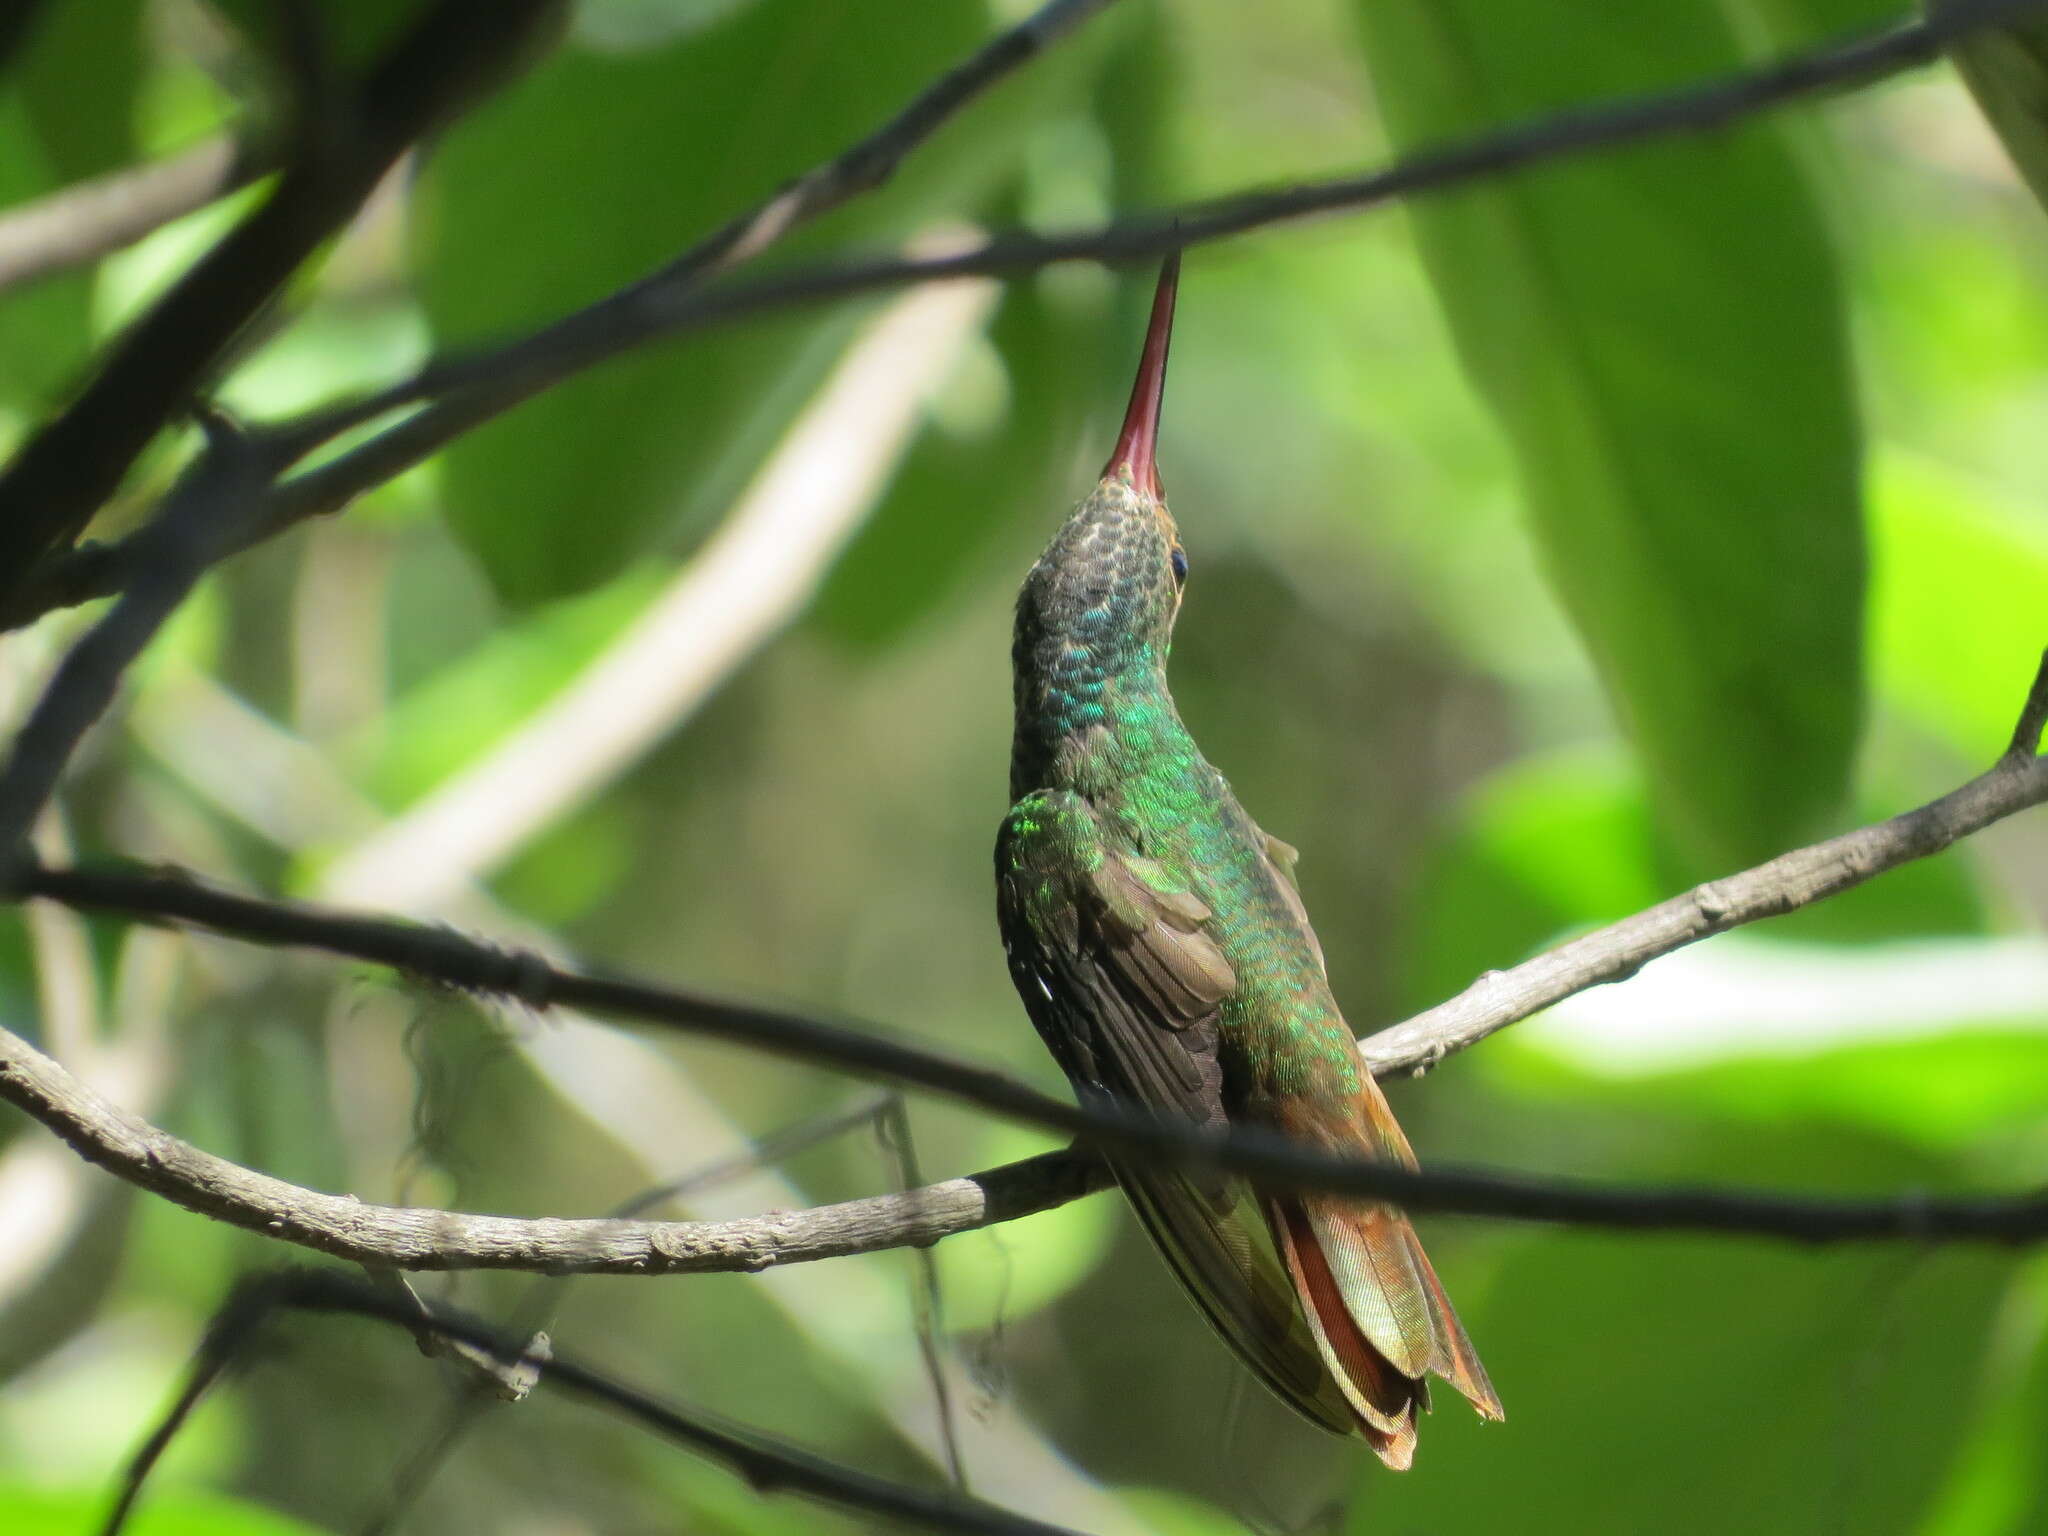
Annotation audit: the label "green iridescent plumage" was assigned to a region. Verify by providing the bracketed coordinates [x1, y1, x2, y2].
[995, 256, 1501, 1468]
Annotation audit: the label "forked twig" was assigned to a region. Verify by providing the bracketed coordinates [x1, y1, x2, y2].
[103, 1269, 1085, 1536]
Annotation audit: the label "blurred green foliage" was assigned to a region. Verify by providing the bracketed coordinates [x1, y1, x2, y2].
[1, 1, 2045, 1534]
[1, 1482, 329, 1535]
[1353, 0, 1864, 873]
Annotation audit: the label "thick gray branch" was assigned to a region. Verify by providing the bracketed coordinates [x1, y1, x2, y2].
[2, 641, 2045, 1272]
[5, 993, 2048, 1277]
[0, 1018, 1108, 1274]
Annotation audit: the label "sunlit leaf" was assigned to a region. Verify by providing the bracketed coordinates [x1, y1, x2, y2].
[1349, 1, 1866, 871]
[1869, 449, 2048, 758]
[1395, 744, 1659, 1011]
[0, 1484, 330, 1536]
[1638, 1030, 2048, 1160]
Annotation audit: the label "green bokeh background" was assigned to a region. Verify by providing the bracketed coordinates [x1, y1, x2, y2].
[1, 2, 2045, 1532]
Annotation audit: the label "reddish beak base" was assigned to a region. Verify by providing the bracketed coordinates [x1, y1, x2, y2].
[1103, 252, 1180, 500]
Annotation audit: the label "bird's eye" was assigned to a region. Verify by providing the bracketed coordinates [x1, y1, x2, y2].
[1169, 546, 1189, 586]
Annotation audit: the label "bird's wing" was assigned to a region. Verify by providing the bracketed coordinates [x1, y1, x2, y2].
[997, 790, 1350, 1432]
[1253, 822, 1325, 977]
[1239, 816, 1504, 1455]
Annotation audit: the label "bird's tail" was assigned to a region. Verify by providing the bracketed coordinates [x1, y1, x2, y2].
[1264, 1092, 1503, 1469]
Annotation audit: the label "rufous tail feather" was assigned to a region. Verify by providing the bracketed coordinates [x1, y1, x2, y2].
[1270, 1197, 1422, 1469]
[1263, 1104, 1503, 1468]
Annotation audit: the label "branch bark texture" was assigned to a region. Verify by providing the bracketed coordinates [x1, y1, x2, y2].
[0, 1015, 1104, 1274]
[1365, 674, 2048, 1072]
[1, 651, 2043, 1273]
[110, 1269, 1089, 1536]
[0, 2, 2042, 1289]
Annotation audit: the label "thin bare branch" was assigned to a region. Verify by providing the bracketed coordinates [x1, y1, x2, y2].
[15, 649, 2048, 1176]
[259, 8, 2048, 461]
[107, 1269, 1086, 1536]
[254, 0, 1123, 463]
[1360, 650, 2048, 1075]
[13, 0, 2041, 628]
[0, 0, 562, 600]
[249, 0, 2015, 541]
[0, 136, 265, 296]
[359, 1092, 898, 1536]
[0, 419, 275, 887]
[2006, 647, 2048, 763]
[878, 1093, 970, 1491]
[3, 655, 2047, 1268]
[5, 980, 2048, 1271]
[2, 652, 2045, 1257]
[1, 0, 1124, 628]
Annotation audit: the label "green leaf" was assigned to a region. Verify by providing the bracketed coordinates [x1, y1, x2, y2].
[0, 1483, 330, 1536]
[0, 1, 144, 412]
[1357, 1072, 2024, 1534]
[17, 0, 144, 181]
[1728, 0, 1911, 49]
[203, 0, 427, 83]
[414, 2, 1056, 605]
[346, 561, 664, 805]
[0, 96, 95, 412]
[1348, 2, 1866, 871]
[1627, 1031, 2048, 1160]
[1869, 449, 2048, 760]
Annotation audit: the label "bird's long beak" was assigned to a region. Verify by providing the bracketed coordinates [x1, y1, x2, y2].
[1103, 252, 1180, 501]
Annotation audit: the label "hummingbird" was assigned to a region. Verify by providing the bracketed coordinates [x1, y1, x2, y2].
[995, 255, 1502, 1467]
